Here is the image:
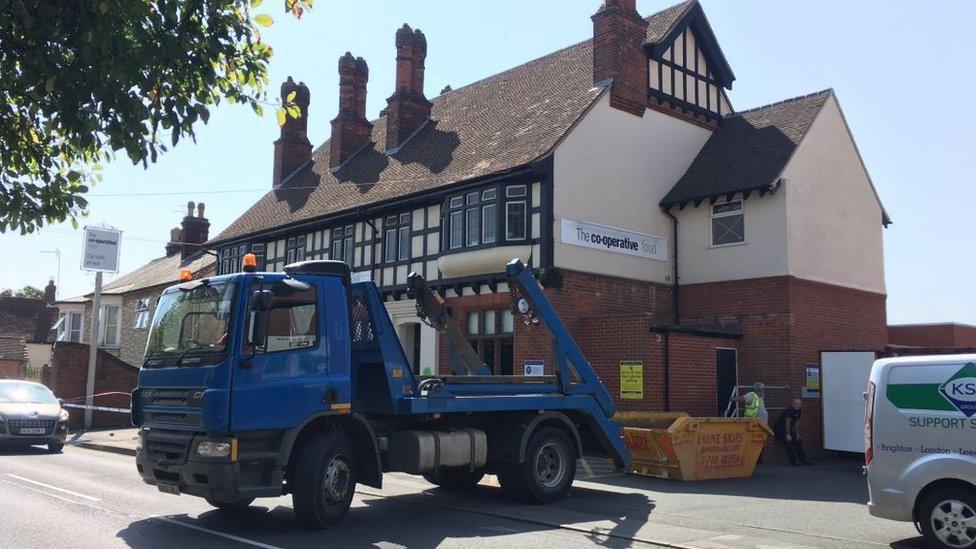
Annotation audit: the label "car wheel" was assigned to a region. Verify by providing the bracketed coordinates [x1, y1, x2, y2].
[292, 431, 355, 529]
[509, 427, 577, 504]
[920, 487, 976, 548]
[47, 442, 64, 454]
[206, 497, 255, 511]
[423, 467, 485, 490]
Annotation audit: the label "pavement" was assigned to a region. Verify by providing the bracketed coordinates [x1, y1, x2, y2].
[0, 430, 929, 548]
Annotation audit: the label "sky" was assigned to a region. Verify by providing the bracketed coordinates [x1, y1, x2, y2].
[1, 0, 974, 325]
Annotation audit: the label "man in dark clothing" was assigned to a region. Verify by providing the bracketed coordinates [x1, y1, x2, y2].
[773, 398, 812, 466]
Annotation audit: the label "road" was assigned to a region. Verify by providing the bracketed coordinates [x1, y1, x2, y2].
[0, 446, 925, 548]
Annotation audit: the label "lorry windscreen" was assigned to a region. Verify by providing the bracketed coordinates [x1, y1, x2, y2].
[143, 282, 236, 367]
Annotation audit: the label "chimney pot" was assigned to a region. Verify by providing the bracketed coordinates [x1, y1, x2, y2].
[178, 200, 210, 259]
[44, 279, 56, 304]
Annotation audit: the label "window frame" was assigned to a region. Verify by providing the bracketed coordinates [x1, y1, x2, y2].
[246, 281, 320, 356]
[133, 297, 152, 331]
[331, 225, 356, 266]
[99, 304, 122, 347]
[443, 183, 530, 254]
[709, 199, 746, 248]
[383, 214, 412, 264]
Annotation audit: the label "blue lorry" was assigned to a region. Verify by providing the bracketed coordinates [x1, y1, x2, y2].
[132, 257, 631, 528]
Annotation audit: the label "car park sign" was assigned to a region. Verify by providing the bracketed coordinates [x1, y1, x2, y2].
[81, 226, 122, 273]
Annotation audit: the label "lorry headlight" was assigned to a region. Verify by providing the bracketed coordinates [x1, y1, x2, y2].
[197, 440, 232, 458]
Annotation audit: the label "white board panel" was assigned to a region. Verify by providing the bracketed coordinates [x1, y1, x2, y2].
[821, 350, 877, 452]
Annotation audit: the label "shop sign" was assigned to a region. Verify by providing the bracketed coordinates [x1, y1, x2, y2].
[560, 219, 668, 261]
[620, 360, 643, 399]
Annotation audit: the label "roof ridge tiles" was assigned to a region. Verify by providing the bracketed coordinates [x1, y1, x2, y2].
[730, 88, 834, 117]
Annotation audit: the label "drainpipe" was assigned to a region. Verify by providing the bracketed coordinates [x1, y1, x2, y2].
[662, 330, 671, 412]
[665, 209, 680, 325]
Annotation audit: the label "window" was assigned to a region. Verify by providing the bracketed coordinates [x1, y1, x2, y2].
[465, 308, 515, 375]
[220, 243, 264, 274]
[445, 184, 525, 251]
[247, 283, 318, 354]
[384, 214, 411, 263]
[331, 225, 355, 266]
[711, 200, 745, 246]
[506, 201, 526, 240]
[285, 236, 306, 265]
[100, 305, 121, 347]
[56, 312, 84, 343]
[133, 298, 151, 331]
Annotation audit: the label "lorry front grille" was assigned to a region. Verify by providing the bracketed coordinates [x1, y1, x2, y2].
[144, 429, 194, 465]
[7, 419, 56, 436]
[145, 411, 201, 425]
[142, 388, 204, 407]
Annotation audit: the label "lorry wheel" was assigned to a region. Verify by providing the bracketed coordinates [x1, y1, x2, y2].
[510, 427, 577, 504]
[920, 487, 976, 549]
[206, 497, 255, 511]
[423, 467, 485, 490]
[292, 431, 355, 529]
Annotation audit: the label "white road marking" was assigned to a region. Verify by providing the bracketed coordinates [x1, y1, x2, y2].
[6, 473, 101, 501]
[153, 516, 286, 549]
[0, 478, 85, 506]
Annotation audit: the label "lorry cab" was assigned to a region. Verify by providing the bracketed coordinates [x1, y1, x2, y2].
[866, 354, 976, 549]
[132, 257, 631, 528]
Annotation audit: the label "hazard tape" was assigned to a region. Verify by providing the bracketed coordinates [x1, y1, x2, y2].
[61, 403, 131, 414]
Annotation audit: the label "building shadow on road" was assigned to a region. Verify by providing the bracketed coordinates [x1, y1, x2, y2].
[0, 445, 52, 456]
[115, 483, 655, 548]
[583, 460, 869, 504]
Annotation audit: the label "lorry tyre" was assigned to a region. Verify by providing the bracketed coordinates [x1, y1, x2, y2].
[423, 467, 485, 490]
[511, 427, 577, 504]
[292, 431, 355, 529]
[919, 487, 976, 549]
[206, 497, 255, 511]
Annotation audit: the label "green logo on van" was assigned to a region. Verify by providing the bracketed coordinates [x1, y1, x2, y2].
[887, 362, 976, 415]
[939, 363, 976, 417]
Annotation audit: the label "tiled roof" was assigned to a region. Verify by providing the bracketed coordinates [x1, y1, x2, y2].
[0, 336, 26, 362]
[212, 35, 610, 244]
[661, 90, 834, 207]
[0, 297, 57, 344]
[645, 0, 696, 43]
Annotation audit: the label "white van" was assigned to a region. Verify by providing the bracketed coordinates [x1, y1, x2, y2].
[866, 354, 976, 548]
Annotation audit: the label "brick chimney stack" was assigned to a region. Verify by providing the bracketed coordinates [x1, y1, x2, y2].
[385, 24, 432, 152]
[176, 201, 210, 259]
[329, 52, 372, 170]
[592, 0, 649, 117]
[44, 278, 56, 304]
[273, 76, 312, 186]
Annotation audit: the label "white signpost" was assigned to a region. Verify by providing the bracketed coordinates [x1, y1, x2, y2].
[560, 218, 668, 262]
[81, 226, 121, 429]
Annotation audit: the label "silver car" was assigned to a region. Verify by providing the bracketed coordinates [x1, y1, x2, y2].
[0, 380, 70, 453]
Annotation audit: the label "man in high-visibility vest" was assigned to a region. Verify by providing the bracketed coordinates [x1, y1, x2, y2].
[737, 383, 768, 422]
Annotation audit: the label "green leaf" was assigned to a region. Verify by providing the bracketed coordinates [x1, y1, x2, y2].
[254, 14, 273, 27]
[98, 1, 108, 14]
[276, 108, 286, 126]
[45, 77, 55, 93]
[250, 0, 262, 6]
[286, 90, 296, 103]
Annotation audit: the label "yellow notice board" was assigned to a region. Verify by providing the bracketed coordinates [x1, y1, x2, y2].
[620, 361, 643, 400]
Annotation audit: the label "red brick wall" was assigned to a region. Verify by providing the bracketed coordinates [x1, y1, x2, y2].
[438, 269, 673, 376]
[888, 324, 976, 348]
[0, 360, 23, 379]
[50, 342, 138, 429]
[680, 276, 887, 456]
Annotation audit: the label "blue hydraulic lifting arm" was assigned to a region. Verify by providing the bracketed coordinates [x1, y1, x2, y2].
[505, 259, 617, 418]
